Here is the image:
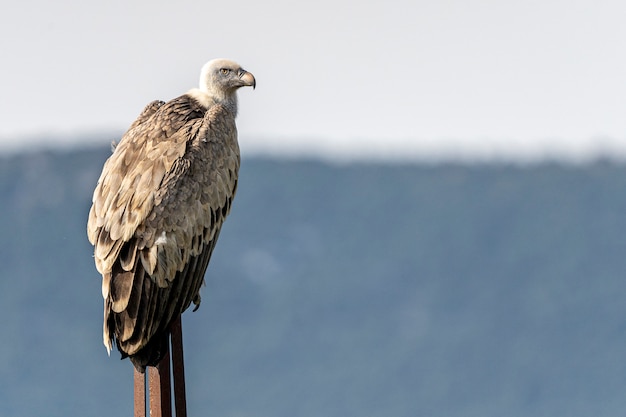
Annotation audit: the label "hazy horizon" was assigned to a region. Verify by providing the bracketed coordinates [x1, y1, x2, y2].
[3, 129, 626, 164]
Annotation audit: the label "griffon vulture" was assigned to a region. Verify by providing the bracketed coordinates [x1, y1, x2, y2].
[87, 58, 255, 372]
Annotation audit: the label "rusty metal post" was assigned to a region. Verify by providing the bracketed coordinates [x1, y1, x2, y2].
[133, 316, 187, 417]
[134, 367, 146, 417]
[149, 348, 172, 417]
[171, 316, 188, 417]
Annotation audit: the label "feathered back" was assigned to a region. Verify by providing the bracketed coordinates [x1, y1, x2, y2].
[87, 95, 240, 371]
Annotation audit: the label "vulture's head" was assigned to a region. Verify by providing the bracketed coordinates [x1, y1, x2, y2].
[199, 59, 255, 105]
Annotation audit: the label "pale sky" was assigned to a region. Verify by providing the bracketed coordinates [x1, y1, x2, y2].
[2, 0, 626, 161]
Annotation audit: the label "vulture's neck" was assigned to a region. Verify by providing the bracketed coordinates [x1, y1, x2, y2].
[187, 88, 238, 116]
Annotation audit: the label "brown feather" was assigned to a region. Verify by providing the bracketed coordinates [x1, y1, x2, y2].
[109, 270, 134, 313]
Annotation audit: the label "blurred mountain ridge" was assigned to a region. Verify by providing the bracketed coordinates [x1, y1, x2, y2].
[0, 146, 625, 417]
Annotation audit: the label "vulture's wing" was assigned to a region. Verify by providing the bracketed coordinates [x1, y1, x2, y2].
[87, 97, 239, 370]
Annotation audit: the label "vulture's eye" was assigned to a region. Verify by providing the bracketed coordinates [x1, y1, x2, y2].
[220, 68, 230, 75]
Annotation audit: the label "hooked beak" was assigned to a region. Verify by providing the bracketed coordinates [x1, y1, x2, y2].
[238, 70, 256, 90]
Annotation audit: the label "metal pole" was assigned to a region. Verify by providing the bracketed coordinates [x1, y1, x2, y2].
[134, 367, 146, 417]
[171, 316, 188, 417]
[149, 347, 172, 417]
[133, 316, 187, 417]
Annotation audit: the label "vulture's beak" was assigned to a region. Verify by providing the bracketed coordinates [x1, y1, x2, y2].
[239, 70, 256, 90]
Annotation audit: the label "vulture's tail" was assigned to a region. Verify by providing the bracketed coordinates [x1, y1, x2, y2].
[125, 331, 170, 373]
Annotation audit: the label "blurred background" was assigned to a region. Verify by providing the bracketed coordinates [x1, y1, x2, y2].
[2, 1, 626, 416]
